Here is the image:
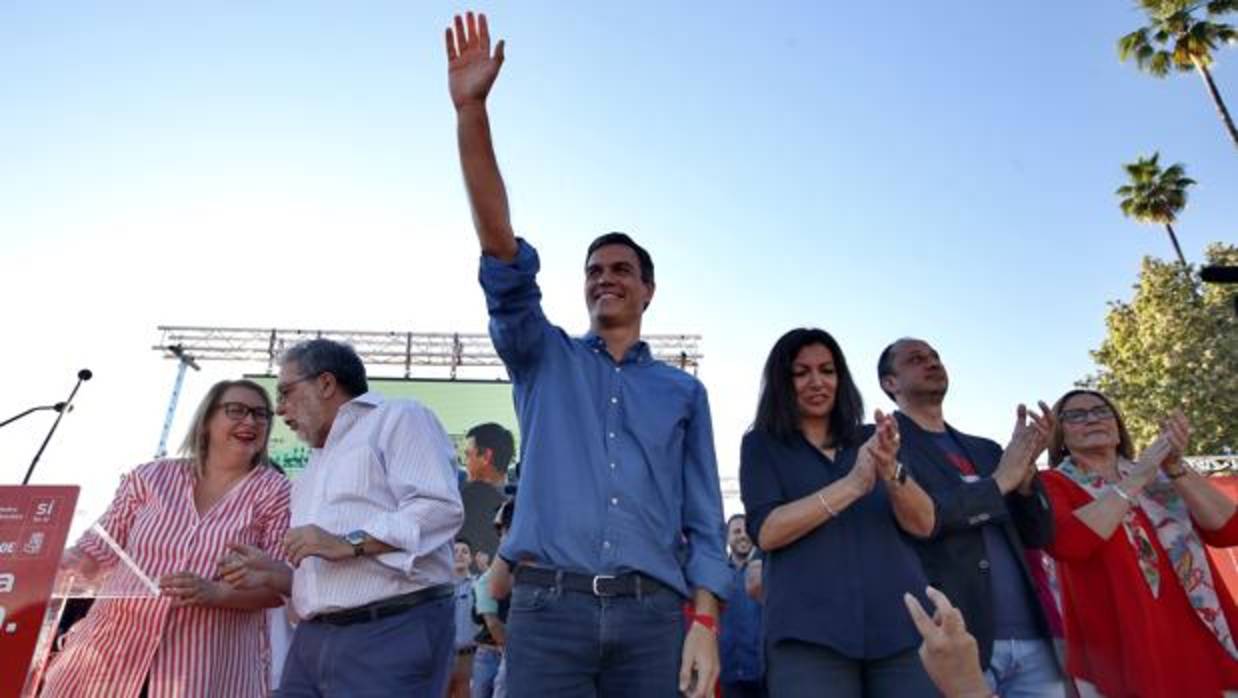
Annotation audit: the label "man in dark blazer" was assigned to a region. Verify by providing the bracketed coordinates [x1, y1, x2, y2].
[878, 337, 1066, 697]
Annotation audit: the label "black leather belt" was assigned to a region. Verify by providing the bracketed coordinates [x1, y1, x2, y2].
[310, 583, 454, 626]
[513, 566, 671, 597]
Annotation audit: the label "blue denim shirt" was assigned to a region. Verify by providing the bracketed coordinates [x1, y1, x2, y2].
[719, 561, 764, 683]
[479, 239, 731, 599]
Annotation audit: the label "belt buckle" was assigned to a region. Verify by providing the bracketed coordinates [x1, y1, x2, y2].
[591, 574, 617, 597]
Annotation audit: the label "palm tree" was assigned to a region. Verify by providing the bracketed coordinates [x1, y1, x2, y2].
[1118, 0, 1238, 150]
[1116, 153, 1195, 268]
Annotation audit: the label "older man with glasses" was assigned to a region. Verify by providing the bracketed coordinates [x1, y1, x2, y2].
[217, 338, 464, 697]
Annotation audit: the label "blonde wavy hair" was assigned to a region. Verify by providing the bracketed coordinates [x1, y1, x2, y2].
[178, 379, 273, 477]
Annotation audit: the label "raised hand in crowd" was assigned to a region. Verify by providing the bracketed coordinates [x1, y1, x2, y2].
[446, 11, 505, 111]
[447, 10, 517, 260]
[904, 586, 993, 698]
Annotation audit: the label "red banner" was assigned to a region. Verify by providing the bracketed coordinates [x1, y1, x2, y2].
[0, 485, 79, 698]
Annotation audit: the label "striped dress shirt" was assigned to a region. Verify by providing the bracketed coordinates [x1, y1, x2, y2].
[288, 391, 464, 619]
[41, 459, 290, 698]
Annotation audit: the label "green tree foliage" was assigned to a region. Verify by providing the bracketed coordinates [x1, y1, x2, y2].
[1116, 152, 1195, 267]
[1085, 243, 1238, 454]
[1118, 0, 1238, 149]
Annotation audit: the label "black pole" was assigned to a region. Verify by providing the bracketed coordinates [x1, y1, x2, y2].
[0, 403, 65, 430]
[22, 369, 91, 486]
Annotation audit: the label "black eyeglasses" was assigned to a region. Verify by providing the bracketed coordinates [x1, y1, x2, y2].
[219, 402, 273, 423]
[1059, 405, 1116, 424]
[275, 373, 321, 404]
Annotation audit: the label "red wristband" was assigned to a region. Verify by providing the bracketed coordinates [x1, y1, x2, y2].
[691, 613, 716, 632]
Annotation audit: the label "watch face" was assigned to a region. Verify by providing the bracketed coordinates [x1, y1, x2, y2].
[345, 530, 366, 545]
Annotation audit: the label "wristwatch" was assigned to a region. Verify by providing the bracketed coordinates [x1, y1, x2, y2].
[890, 461, 909, 485]
[344, 530, 368, 557]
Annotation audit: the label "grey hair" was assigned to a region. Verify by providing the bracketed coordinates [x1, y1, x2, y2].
[279, 339, 368, 398]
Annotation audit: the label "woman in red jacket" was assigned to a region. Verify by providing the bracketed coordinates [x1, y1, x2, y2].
[1042, 389, 1238, 697]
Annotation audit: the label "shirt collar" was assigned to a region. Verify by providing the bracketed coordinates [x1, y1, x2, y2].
[583, 332, 653, 365]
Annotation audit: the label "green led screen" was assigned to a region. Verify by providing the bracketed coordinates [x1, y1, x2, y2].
[246, 375, 518, 477]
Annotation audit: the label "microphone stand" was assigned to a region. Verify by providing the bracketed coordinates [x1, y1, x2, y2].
[22, 370, 91, 486]
[0, 403, 67, 430]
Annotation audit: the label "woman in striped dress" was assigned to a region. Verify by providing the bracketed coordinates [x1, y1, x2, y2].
[42, 379, 291, 698]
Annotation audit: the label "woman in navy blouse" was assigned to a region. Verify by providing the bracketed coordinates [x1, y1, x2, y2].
[739, 328, 939, 697]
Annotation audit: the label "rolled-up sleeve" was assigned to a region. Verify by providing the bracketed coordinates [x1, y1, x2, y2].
[77, 464, 150, 569]
[680, 383, 732, 599]
[479, 238, 549, 376]
[366, 405, 465, 575]
[739, 433, 782, 546]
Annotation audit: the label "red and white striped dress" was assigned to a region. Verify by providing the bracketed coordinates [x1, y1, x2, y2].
[41, 458, 290, 698]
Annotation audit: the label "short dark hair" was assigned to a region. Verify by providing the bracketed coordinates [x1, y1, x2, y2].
[466, 422, 515, 474]
[454, 536, 473, 551]
[281, 339, 369, 398]
[726, 513, 746, 528]
[876, 337, 919, 401]
[585, 232, 655, 285]
[752, 328, 865, 449]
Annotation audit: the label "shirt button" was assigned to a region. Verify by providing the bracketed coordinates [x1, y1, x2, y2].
[978, 559, 991, 571]
[610, 397, 618, 404]
[610, 497, 618, 505]
[609, 462, 616, 469]
[608, 432, 615, 439]
[615, 367, 621, 373]
[603, 541, 611, 549]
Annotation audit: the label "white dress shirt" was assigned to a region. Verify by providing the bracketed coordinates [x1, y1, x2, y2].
[289, 391, 464, 618]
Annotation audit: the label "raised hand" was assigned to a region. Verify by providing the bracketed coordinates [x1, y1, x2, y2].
[904, 587, 990, 698]
[446, 11, 505, 111]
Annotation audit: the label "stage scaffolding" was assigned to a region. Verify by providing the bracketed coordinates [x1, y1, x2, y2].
[153, 325, 703, 377]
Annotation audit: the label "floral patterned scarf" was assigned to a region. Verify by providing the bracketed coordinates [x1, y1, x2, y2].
[1058, 456, 1238, 659]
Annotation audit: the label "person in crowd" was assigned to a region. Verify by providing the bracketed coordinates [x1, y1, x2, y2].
[473, 550, 492, 576]
[44, 379, 290, 698]
[740, 328, 938, 697]
[1043, 390, 1238, 698]
[459, 422, 515, 561]
[449, 537, 481, 698]
[473, 498, 515, 698]
[216, 339, 464, 696]
[447, 12, 730, 697]
[877, 337, 1065, 696]
[720, 513, 765, 698]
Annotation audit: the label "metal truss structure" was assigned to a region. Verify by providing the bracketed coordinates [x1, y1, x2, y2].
[154, 325, 703, 376]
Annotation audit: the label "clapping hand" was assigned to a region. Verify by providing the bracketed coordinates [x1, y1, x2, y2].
[996, 403, 1051, 494]
[216, 543, 280, 590]
[869, 410, 902, 482]
[446, 11, 505, 111]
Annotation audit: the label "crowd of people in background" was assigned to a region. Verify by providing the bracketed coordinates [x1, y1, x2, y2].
[35, 9, 1238, 698]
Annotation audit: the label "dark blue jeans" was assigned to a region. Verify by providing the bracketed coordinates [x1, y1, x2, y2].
[504, 582, 686, 697]
[766, 639, 936, 698]
[275, 596, 454, 697]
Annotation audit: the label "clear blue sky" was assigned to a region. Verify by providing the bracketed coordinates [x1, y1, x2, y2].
[2, 2, 1234, 519]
